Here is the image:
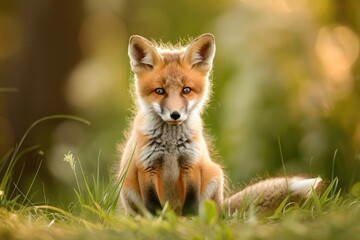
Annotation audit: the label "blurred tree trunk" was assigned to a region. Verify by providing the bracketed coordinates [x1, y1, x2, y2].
[4, 0, 83, 147]
[2, 0, 83, 194]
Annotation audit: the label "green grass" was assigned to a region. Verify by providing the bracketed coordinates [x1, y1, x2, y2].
[1, 195, 360, 240]
[1, 116, 360, 240]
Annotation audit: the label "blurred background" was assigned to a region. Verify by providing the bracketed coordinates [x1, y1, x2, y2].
[0, 0, 359, 204]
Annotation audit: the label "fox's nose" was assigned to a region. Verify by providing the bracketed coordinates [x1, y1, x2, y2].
[170, 111, 181, 120]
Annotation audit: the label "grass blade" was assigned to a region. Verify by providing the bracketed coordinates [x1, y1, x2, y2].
[272, 195, 290, 219]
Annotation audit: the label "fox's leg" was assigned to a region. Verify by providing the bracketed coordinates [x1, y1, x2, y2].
[180, 166, 201, 215]
[137, 169, 162, 214]
[120, 164, 143, 214]
[200, 162, 224, 211]
[121, 165, 163, 215]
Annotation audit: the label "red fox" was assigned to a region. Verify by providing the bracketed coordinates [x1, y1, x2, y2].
[118, 33, 323, 215]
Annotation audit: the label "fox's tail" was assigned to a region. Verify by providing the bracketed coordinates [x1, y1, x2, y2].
[224, 176, 324, 214]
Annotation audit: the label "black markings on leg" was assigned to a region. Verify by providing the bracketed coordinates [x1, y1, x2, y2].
[182, 184, 200, 216]
[144, 186, 162, 215]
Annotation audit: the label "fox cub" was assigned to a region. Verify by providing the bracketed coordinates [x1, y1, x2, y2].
[118, 33, 323, 215]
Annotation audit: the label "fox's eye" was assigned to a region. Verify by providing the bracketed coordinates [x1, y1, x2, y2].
[154, 88, 165, 95]
[182, 87, 191, 94]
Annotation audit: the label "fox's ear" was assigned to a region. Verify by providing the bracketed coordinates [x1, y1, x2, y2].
[183, 33, 215, 72]
[128, 35, 160, 73]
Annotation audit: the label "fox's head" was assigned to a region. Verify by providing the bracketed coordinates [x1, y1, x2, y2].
[128, 34, 215, 125]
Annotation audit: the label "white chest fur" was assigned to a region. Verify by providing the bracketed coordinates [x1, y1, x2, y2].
[139, 116, 200, 170]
